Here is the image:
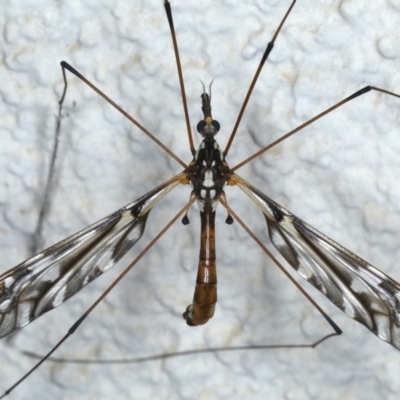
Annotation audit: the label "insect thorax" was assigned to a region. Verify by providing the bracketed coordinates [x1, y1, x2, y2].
[188, 138, 229, 212]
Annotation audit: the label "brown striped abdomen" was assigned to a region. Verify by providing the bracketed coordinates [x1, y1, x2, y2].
[183, 208, 217, 326]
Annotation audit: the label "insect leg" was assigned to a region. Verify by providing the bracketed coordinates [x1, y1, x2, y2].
[219, 197, 342, 337]
[233, 86, 400, 171]
[164, 0, 195, 155]
[0, 198, 194, 399]
[59, 61, 187, 168]
[223, 0, 297, 157]
[22, 332, 340, 366]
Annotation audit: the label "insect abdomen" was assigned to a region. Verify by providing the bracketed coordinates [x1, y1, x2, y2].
[183, 208, 217, 326]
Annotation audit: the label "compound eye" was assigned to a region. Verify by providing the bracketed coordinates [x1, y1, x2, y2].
[197, 120, 206, 133]
[212, 120, 220, 131]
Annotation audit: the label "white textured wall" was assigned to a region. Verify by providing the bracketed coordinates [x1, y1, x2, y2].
[1, 0, 400, 399]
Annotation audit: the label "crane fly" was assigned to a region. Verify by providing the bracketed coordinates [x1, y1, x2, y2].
[1, 0, 400, 398]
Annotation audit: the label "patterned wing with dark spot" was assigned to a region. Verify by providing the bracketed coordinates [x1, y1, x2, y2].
[234, 174, 400, 350]
[0, 174, 184, 338]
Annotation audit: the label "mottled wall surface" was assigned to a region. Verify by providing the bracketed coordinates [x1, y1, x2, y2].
[1, 0, 400, 399]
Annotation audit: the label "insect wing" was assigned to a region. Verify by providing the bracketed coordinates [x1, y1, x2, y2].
[234, 174, 400, 350]
[0, 174, 184, 338]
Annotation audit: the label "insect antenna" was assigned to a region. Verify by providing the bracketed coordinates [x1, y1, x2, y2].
[208, 80, 213, 100]
[232, 86, 400, 171]
[200, 80, 206, 96]
[0, 198, 195, 399]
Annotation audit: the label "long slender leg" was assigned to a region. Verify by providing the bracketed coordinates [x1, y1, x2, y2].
[219, 198, 342, 337]
[223, 0, 297, 157]
[29, 99, 65, 255]
[232, 86, 400, 171]
[59, 61, 187, 169]
[22, 332, 339, 365]
[164, 0, 195, 155]
[0, 199, 194, 399]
